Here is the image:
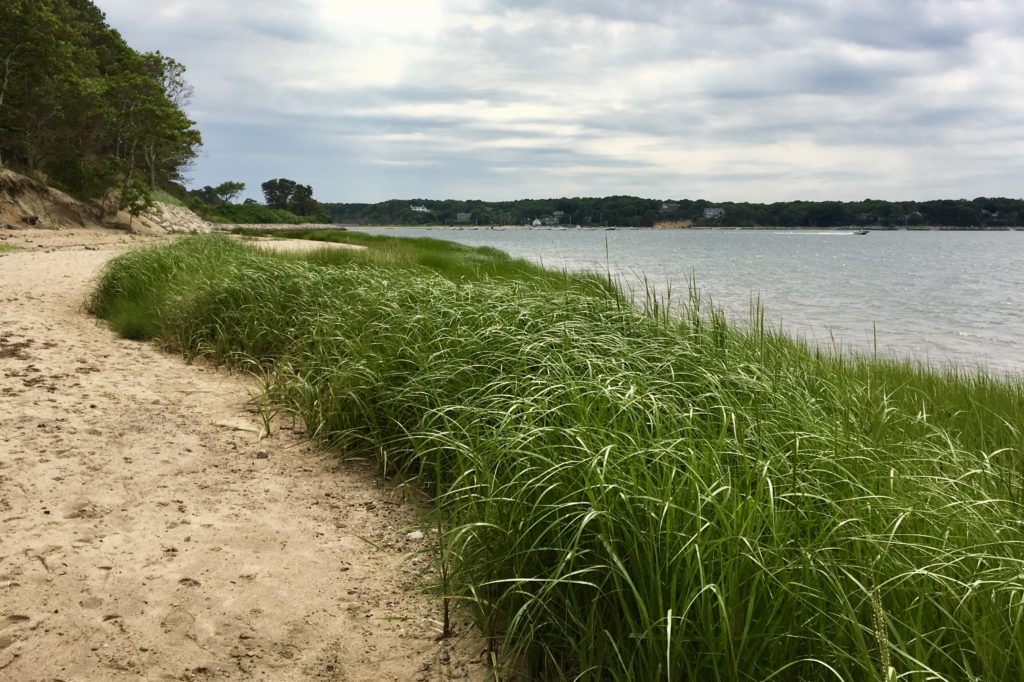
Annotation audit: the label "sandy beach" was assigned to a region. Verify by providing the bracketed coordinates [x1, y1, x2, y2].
[0, 228, 483, 681]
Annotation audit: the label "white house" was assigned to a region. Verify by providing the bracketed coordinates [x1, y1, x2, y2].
[410, 205, 429, 213]
[703, 207, 725, 219]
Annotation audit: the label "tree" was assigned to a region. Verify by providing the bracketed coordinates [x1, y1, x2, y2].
[261, 178, 297, 210]
[213, 180, 245, 203]
[118, 178, 153, 232]
[289, 183, 317, 216]
[145, 51, 193, 109]
[0, 42, 17, 167]
[0, 0, 201, 200]
[259, 178, 328, 221]
[135, 51, 200, 187]
[188, 180, 245, 205]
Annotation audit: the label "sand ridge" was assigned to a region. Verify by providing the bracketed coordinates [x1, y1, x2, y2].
[0, 230, 485, 681]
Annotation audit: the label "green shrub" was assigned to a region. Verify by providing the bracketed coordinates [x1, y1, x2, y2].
[151, 189, 186, 207]
[197, 203, 326, 224]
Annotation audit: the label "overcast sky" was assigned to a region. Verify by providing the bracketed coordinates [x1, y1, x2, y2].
[95, 0, 1024, 203]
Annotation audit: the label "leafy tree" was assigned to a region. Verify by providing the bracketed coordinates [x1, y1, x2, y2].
[260, 178, 328, 221]
[188, 181, 245, 206]
[261, 178, 297, 210]
[0, 0, 201, 202]
[214, 181, 245, 203]
[118, 178, 153, 232]
[289, 183, 316, 215]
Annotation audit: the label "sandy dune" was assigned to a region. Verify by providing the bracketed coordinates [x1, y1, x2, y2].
[241, 236, 368, 253]
[0, 230, 484, 681]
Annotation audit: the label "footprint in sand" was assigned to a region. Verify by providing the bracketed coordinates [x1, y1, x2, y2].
[63, 500, 107, 520]
[160, 607, 196, 639]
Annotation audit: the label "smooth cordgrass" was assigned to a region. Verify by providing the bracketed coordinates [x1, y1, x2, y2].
[90, 235, 1024, 681]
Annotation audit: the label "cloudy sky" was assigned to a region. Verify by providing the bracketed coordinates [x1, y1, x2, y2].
[95, 0, 1024, 203]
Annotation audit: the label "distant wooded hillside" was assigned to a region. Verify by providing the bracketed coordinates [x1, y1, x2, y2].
[323, 196, 1024, 228]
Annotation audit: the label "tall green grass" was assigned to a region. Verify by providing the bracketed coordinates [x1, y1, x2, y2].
[90, 235, 1024, 681]
[235, 227, 581, 284]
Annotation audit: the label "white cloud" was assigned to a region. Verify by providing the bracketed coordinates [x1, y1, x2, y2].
[94, 0, 1024, 201]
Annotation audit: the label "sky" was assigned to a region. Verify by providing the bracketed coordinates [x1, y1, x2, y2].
[94, 0, 1024, 203]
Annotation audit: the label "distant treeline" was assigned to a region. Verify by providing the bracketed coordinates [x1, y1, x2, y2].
[324, 196, 1024, 228]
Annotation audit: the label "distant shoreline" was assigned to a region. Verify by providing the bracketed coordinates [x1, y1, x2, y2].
[325, 223, 1024, 232]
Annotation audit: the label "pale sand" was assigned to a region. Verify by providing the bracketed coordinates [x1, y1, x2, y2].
[0, 229, 484, 681]
[239, 236, 368, 253]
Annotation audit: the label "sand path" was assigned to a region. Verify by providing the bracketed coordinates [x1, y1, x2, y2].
[0, 233, 484, 681]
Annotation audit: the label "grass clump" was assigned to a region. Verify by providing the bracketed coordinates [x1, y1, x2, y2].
[0, 244, 18, 254]
[236, 227, 580, 284]
[90, 234, 1024, 681]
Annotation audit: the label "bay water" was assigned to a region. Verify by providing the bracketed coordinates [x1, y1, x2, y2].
[355, 227, 1024, 376]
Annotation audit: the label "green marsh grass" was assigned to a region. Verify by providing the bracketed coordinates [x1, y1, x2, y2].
[236, 227, 582, 284]
[91, 235, 1024, 680]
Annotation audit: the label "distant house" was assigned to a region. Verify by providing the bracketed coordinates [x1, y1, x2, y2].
[552, 210, 565, 217]
[660, 203, 679, 213]
[410, 205, 430, 213]
[456, 212, 472, 222]
[531, 219, 542, 227]
[703, 207, 725, 219]
[541, 216, 560, 226]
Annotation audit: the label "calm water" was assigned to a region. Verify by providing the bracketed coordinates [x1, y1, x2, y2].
[355, 227, 1024, 375]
